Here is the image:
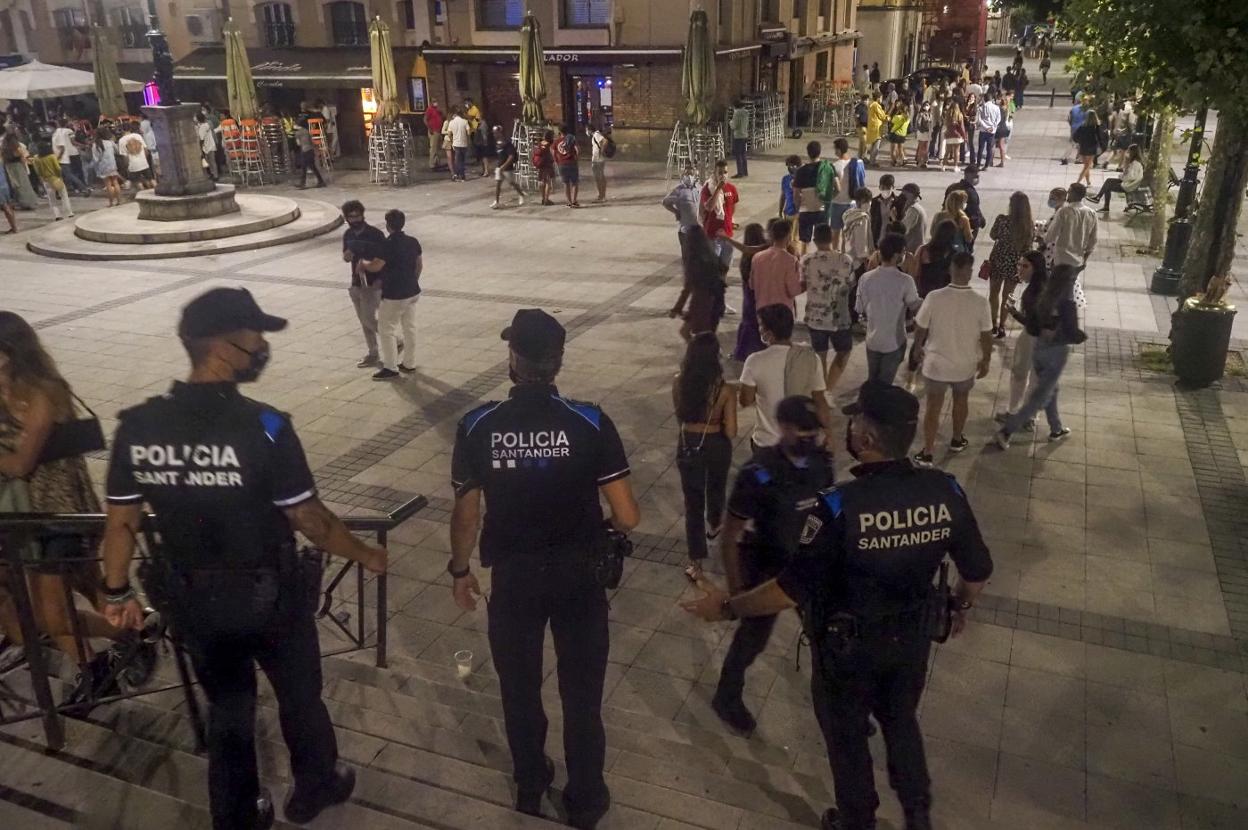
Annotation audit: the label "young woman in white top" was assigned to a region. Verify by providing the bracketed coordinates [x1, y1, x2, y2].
[1087, 144, 1144, 212]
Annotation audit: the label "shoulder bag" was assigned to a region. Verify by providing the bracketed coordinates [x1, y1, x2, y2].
[38, 388, 105, 464]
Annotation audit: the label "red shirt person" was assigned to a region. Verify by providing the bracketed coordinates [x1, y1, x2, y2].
[699, 160, 739, 265]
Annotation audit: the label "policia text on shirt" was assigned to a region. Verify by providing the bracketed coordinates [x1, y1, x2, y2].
[447, 309, 640, 830]
[684, 382, 993, 830]
[100, 288, 388, 830]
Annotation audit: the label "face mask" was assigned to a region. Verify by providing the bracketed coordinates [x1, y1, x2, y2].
[1048, 200, 1059, 209]
[229, 341, 270, 383]
[880, 188, 893, 198]
[347, 218, 363, 228]
[681, 175, 697, 188]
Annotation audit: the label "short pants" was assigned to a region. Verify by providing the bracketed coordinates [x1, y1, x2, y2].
[809, 327, 853, 354]
[797, 211, 824, 242]
[558, 164, 579, 185]
[827, 201, 850, 230]
[923, 375, 975, 395]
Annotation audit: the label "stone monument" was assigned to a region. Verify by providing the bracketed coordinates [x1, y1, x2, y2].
[138, 103, 240, 221]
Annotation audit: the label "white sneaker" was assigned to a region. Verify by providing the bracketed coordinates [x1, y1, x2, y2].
[518, 195, 526, 206]
[724, 303, 739, 316]
[490, 201, 500, 209]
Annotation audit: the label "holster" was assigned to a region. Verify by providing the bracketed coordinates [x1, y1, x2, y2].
[590, 528, 633, 590]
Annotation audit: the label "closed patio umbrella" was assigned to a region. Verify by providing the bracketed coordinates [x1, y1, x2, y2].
[224, 18, 259, 121]
[369, 16, 400, 123]
[518, 11, 546, 125]
[681, 9, 716, 126]
[91, 25, 128, 119]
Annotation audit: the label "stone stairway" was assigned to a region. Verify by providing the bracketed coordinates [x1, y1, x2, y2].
[0, 632, 851, 830]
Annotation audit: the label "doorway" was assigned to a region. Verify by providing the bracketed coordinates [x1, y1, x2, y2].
[563, 67, 613, 131]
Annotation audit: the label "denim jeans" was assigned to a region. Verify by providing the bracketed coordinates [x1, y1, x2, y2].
[1005, 340, 1069, 434]
[866, 346, 907, 385]
[713, 236, 734, 269]
[977, 132, 995, 168]
[675, 431, 733, 561]
[452, 146, 467, 179]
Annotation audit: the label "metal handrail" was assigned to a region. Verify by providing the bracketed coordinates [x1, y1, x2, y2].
[0, 495, 425, 750]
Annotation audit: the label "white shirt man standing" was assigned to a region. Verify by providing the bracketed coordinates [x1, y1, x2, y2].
[854, 233, 922, 385]
[974, 97, 1001, 169]
[1044, 182, 1099, 268]
[447, 109, 471, 181]
[911, 251, 993, 466]
[51, 118, 89, 195]
[738, 304, 831, 451]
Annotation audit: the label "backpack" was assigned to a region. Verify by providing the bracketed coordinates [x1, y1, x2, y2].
[816, 159, 839, 203]
[855, 102, 868, 127]
[845, 158, 866, 196]
[601, 134, 617, 159]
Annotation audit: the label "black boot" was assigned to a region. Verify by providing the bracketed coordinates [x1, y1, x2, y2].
[515, 756, 555, 816]
[711, 692, 757, 733]
[64, 651, 121, 711]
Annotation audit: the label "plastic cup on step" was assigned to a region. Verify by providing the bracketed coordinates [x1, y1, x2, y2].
[454, 649, 474, 680]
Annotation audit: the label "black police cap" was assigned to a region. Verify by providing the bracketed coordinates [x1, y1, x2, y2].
[178, 287, 288, 340]
[842, 381, 920, 426]
[501, 308, 566, 362]
[776, 395, 823, 431]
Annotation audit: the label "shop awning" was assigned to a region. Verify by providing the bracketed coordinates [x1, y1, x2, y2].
[174, 47, 373, 88]
[421, 44, 759, 65]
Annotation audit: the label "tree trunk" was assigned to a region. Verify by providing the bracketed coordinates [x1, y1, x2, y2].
[1179, 107, 1248, 298]
[1146, 109, 1176, 253]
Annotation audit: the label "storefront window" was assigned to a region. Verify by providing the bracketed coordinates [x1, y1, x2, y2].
[477, 0, 523, 30]
[52, 7, 86, 52]
[259, 2, 296, 48]
[397, 0, 416, 30]
[328, 1, 367, 46]
[562, 0, 609, 28]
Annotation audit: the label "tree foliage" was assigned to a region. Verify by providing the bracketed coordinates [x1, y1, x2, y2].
[1063, 0, 1248, 116]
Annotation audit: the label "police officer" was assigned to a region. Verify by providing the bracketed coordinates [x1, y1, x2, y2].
[712, 395, 833, 734]
[448, 309, 639, 830]
[100, 288, 388, 830]
[684, 382, 993, 830]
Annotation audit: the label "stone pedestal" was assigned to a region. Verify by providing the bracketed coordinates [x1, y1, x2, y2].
[141, 103, 215, 198]
[139, 102, 240, 222]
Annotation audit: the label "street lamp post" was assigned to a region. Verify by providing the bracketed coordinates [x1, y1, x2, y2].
[145, 0, 177, 104]
[1150, 106, 1207, 295]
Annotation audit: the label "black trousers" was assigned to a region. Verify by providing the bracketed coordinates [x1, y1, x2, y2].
[716, 553, 779, 702]
[732, 138, 748, 176]
[487, 560, 610, 812]
[811, 631, 932, 830]
[1095, 178, 1125, 208]
[184, 606, 338, 830]
[675, 431, 733, 561]
[298, 149, 325, 186]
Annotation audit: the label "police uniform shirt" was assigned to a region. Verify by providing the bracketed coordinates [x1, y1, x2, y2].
[105, 382, 317, 569]
[778, 459, 993, 616]
[451, 384, 629, 566]
[727, 446, 833, 579]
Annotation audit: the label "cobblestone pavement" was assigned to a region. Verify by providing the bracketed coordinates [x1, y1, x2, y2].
[1, 50, 1246, 829]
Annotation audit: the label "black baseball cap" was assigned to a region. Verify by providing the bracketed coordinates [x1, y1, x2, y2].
[776, 396, 823, 431]
[501, 308, 565, 362]
[902, 182, 921, 198]
[178, 287, 287, 339]
[842, 382, 920, 427]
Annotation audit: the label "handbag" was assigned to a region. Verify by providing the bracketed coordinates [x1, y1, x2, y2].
[38, 388, 105, 464]
[977, 260, 992, 281]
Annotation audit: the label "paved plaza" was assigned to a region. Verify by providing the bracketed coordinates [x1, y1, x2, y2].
[2, 51, 1247, 830]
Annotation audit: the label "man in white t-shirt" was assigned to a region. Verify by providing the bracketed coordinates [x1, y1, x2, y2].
[51, 118, 89, 195]
[738, 304, 831, 451]
[447, 108, 471, 181]
[911, 251, 993, 466]
[826, 138, 854, 248]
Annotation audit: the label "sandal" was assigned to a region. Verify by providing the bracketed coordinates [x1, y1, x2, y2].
[684, 562, 704, 583]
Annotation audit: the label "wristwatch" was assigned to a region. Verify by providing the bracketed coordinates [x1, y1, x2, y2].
[954, 599, 973, 612]
[447, 562, 471, 579]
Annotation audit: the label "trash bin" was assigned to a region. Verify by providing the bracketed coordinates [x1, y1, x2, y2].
[1171, 297, 1237, 387]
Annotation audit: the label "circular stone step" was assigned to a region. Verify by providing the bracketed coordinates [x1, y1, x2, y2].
[28, 198, 343, 261]
[74, 193, 302, 244]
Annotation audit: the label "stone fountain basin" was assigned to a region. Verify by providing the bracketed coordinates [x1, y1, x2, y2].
[74, 192, 302, 245]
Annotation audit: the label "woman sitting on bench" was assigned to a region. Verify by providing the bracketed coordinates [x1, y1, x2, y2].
[1088, 144, 1144, 212]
